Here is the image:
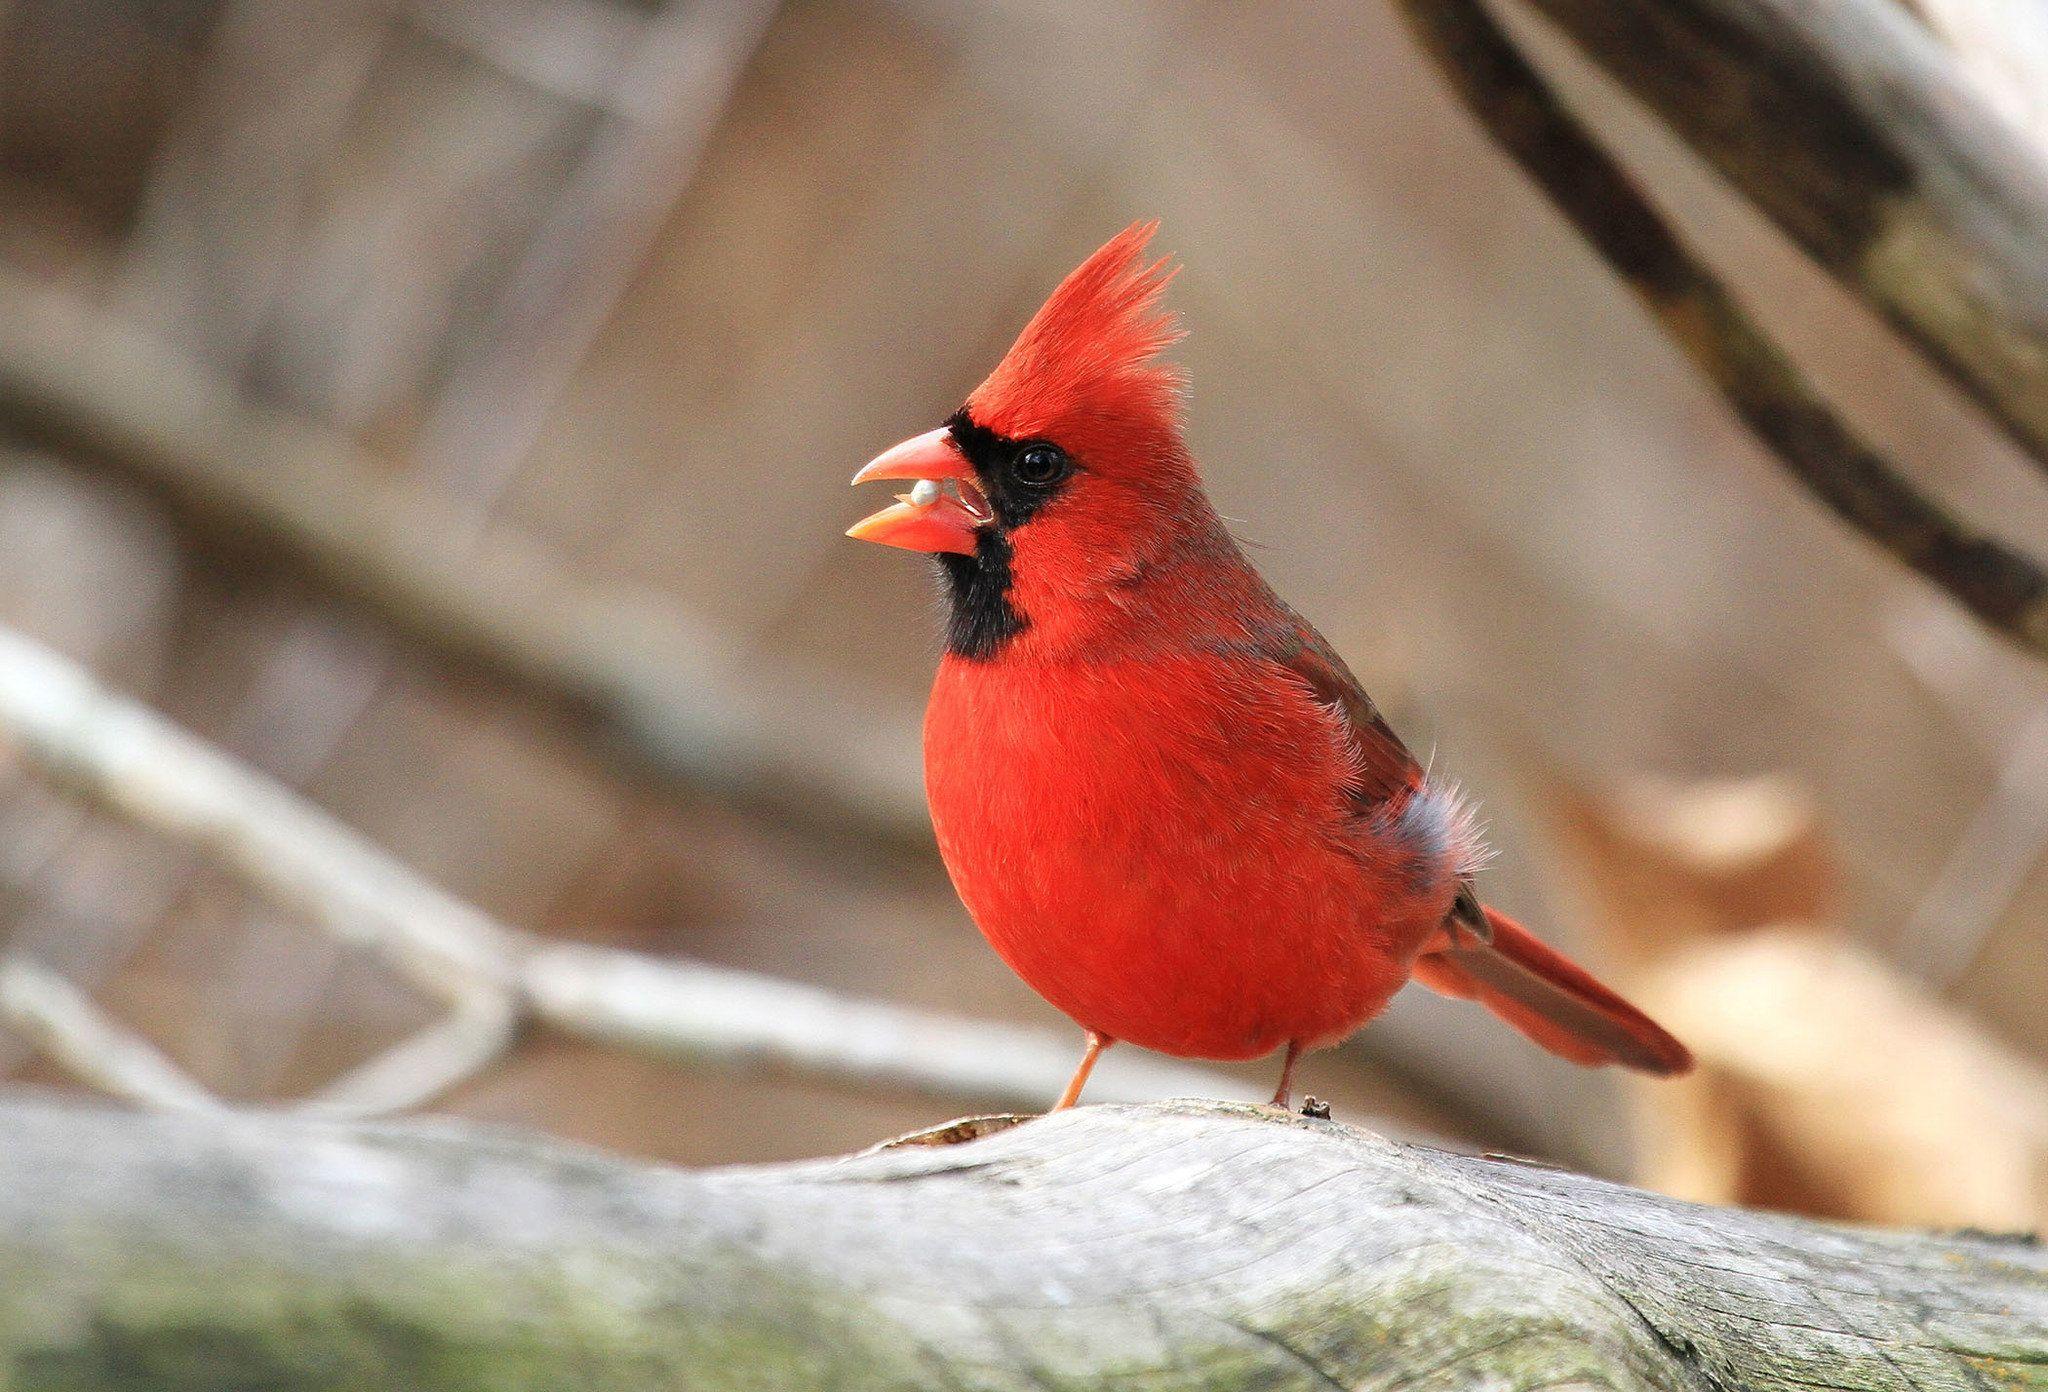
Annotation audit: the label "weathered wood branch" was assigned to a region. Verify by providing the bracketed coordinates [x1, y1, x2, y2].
[0, 272, 931, 854]
[1519, 0, 2048, 472]
[0, 1095, 2039, 1390]
[1392, 0, 2048, 661]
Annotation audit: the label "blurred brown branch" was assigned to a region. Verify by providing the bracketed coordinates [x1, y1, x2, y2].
[1391, 0, 2048, 662]
[408, 0, 784, 510]
[0, 273, 931, 855]
[0, 624, 1250, 1116]
[1523, 0, 2048, 473]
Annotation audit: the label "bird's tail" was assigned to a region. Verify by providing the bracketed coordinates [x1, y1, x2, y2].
[1413, 906, 1693, 1075]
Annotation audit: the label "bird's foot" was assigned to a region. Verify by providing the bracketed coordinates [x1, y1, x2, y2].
[1267, 1040, 1305, 1110]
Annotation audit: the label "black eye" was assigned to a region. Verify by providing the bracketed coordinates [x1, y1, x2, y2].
[1013, 443, 1069, 486]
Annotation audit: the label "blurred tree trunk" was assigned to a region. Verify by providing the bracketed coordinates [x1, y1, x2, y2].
[1392, 0, 2048, 663]
[2, 1095, 2040, 1390]
[1520, 0, 2048, 471]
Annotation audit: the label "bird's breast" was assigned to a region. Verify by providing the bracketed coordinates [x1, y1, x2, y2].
[921, 650, 1438, 1057]
[925, 650, 1343, 873]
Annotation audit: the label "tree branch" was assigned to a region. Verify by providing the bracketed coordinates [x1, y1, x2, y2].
[0, 624, 1251, 1116]
[0, 1095, 2038, 1389]
[1391, 0, 2048, 661]
[0, 273, 932, 855]
[0, 961, 225, 1113]
[1519, 0, 2048, 474]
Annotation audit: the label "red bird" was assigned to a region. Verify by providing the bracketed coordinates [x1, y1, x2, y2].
[848, 223, 1691, 1109]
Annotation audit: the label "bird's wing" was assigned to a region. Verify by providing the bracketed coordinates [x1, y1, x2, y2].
[1251, 610, 1492, 940]
[1250, 611, 1423, 813]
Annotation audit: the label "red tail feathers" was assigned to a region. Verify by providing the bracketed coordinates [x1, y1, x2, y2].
[1413, 906, 1693, 1075]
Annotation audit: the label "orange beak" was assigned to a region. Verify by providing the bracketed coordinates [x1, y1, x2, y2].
[847, 427, 990, 556]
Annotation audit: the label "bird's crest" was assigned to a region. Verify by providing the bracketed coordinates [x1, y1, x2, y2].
[967, 221, 1186, 444]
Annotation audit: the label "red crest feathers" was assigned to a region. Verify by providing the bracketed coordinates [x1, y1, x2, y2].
[966, 221, 1186, 445]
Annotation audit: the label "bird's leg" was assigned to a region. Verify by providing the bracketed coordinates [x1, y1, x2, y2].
[1053, 1031, 1112, 1110]
[1270, 1041, 1305, 1110]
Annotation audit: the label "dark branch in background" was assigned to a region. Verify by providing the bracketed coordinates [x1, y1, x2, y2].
[1521, 0, 2048, 477]
[0, 1098, 2039, 1390]
[0, 273, 933, 855]
[1389, 0, 2048, 662]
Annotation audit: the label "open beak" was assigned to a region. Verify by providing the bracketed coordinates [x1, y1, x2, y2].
[847, 427, 992, 555]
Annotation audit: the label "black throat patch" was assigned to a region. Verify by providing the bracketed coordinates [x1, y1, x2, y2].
[937, 531, 1025, 660]
[932, 410, 1066, 660]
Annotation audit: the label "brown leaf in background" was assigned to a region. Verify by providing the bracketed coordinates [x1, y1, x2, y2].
[1541, 769, 2046, 1227]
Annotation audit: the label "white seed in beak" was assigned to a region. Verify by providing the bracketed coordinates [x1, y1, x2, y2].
[908, 478, 941, 507]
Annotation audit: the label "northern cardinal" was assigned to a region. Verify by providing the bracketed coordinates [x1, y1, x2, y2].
[848, 223, 1691, 1109]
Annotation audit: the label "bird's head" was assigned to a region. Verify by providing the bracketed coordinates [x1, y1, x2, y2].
[848, 222, 1210, 656]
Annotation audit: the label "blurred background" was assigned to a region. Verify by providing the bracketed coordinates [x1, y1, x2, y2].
[0, 0, 2042, 1229]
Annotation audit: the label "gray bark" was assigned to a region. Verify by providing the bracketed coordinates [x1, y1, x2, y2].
[0, 1094, 2040, 1390]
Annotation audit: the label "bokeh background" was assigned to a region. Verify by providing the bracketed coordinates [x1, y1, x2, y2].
[1, 0, 2043, 1227]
